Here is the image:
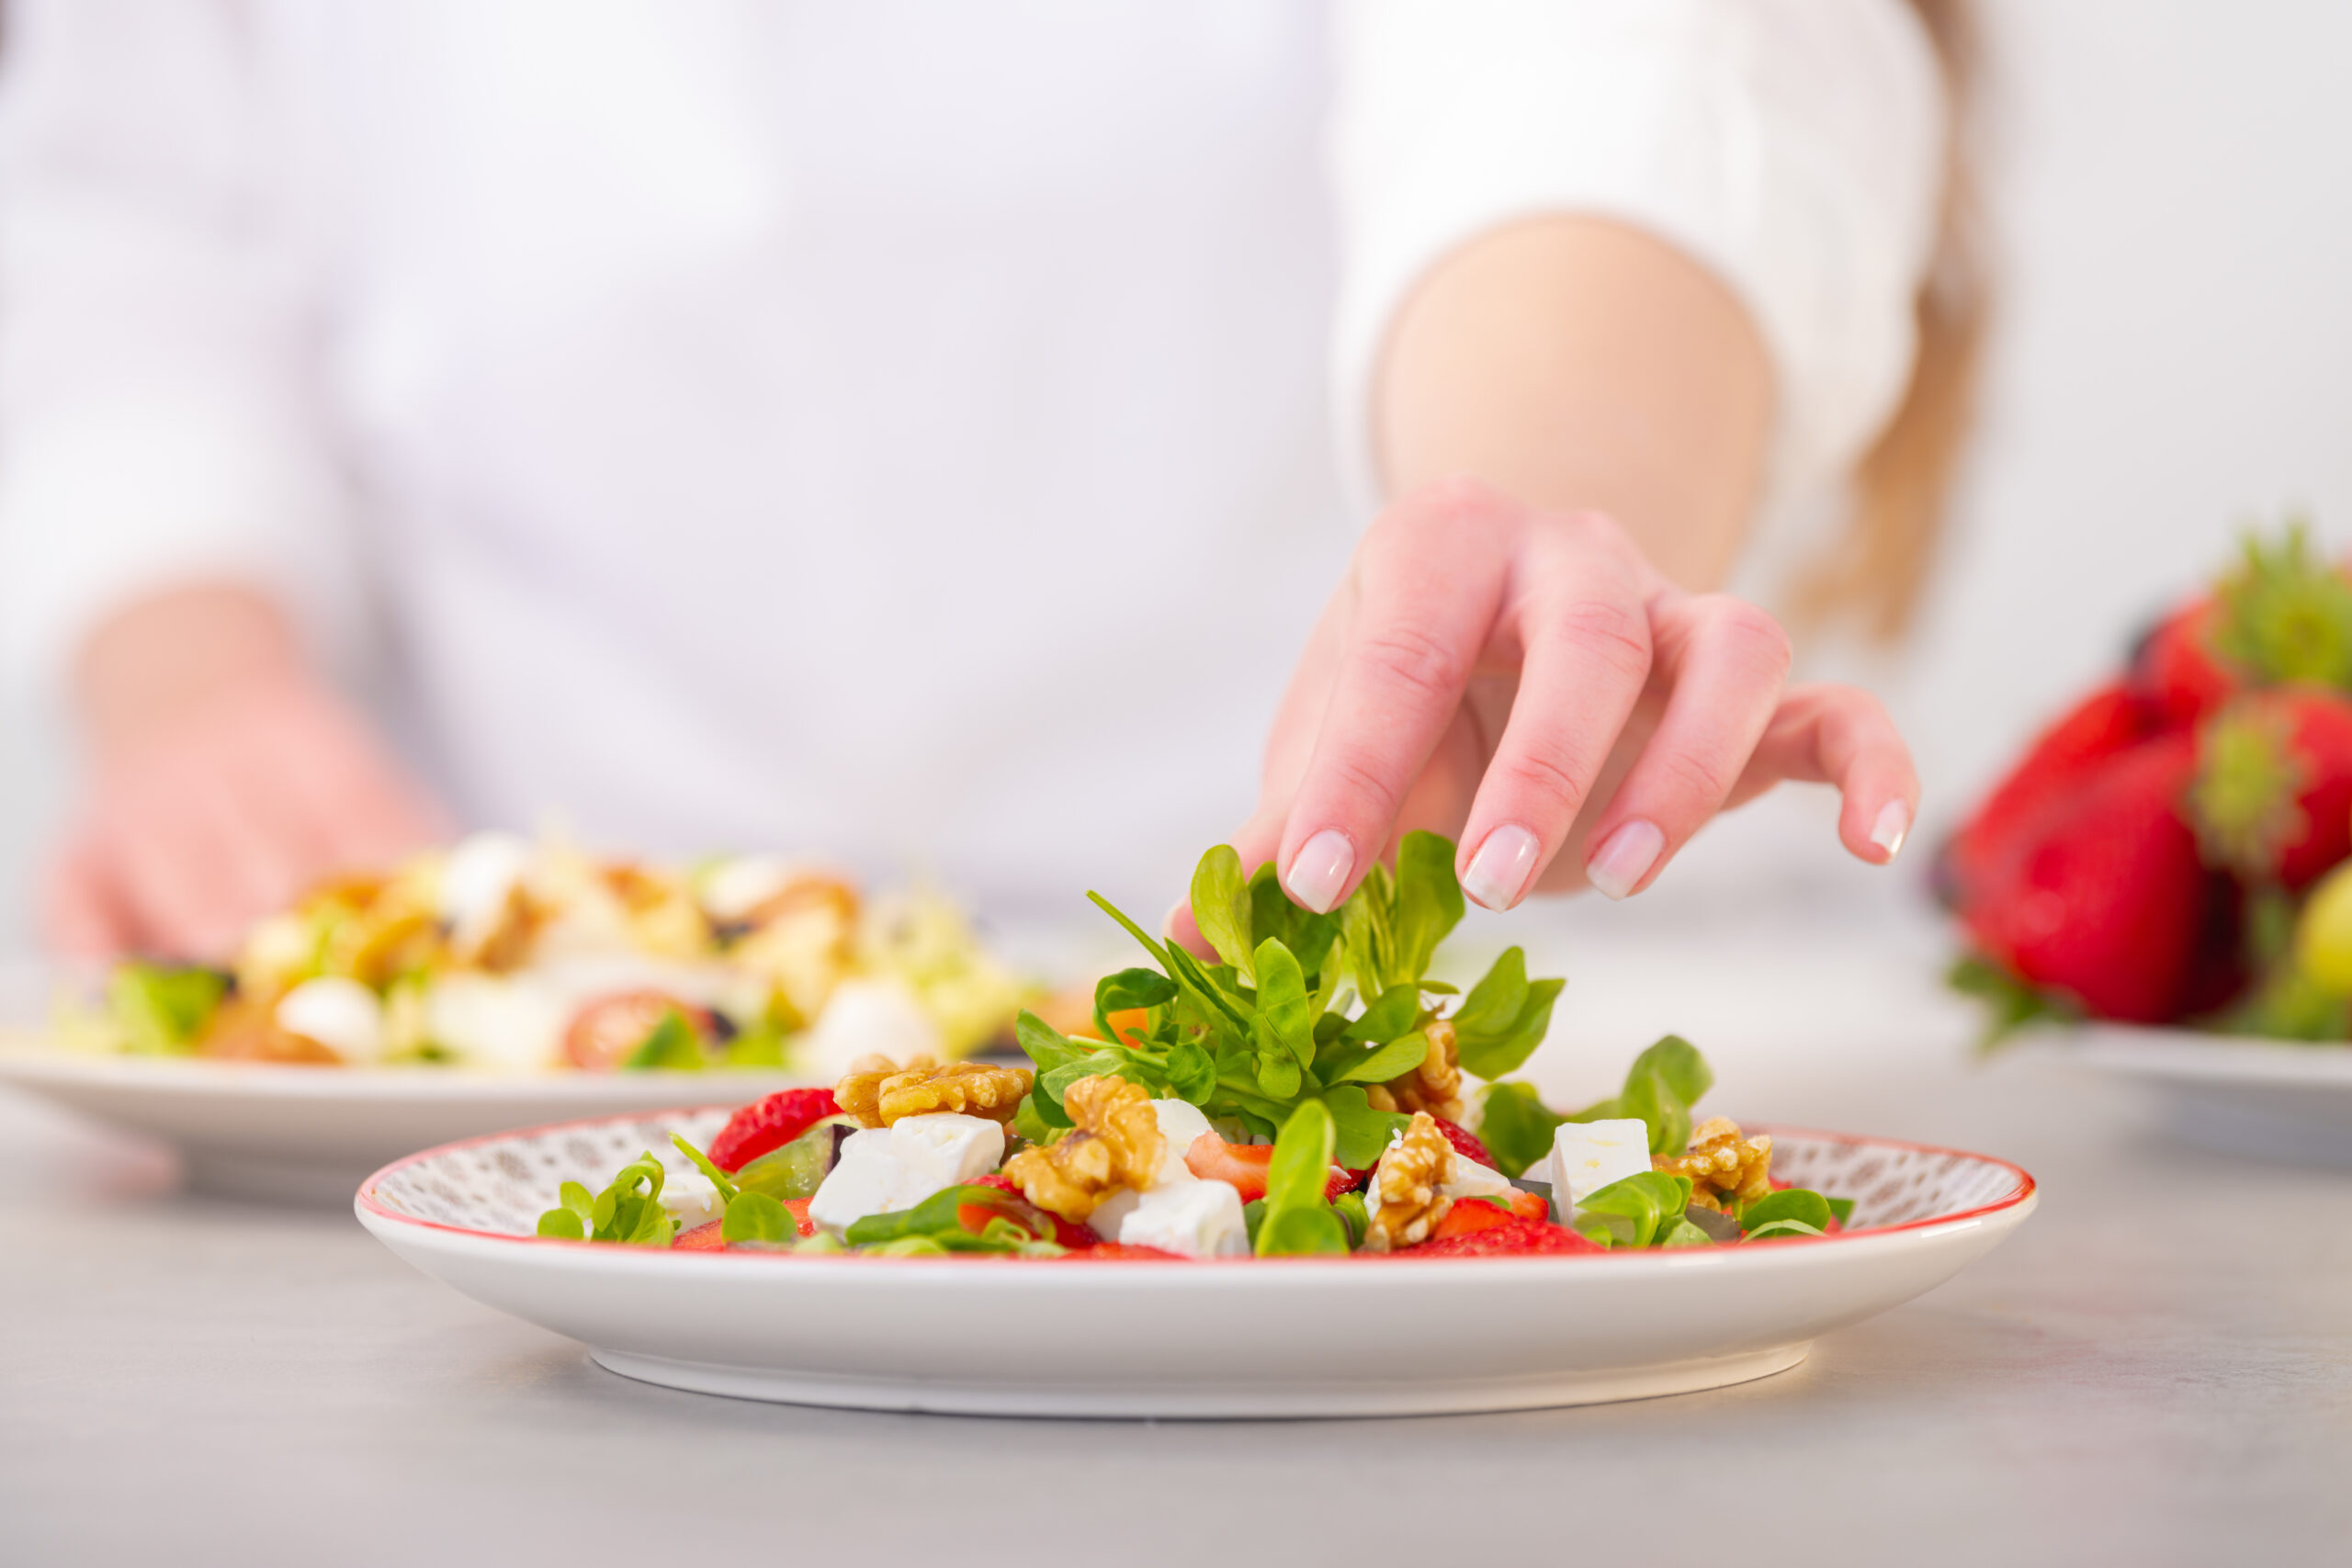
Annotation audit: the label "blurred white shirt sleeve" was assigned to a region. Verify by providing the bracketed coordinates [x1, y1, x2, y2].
[1332, 0, 1948, 521]
[0, 0, 356, 699]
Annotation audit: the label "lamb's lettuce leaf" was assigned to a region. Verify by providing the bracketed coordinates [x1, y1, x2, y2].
[1569, 1171, 1693, 1249]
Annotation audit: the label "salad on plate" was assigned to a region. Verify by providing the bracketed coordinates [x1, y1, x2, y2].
[57, 832, 1027, 1078]
[542, 835, 1851, 1261]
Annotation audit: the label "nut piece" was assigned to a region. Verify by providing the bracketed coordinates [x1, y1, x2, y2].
[834, 1056, 1031, 1128]
[1363, 1019, 1464, 1122]
[1656, 1116, 1773, 1210]
[1000, 1074, 1165, 1221]
[1363, 1111, 1456, 1253]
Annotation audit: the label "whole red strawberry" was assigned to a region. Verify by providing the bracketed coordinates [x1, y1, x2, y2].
[707, 1088, 842, 1172]
[1961, 730, 2213, 1022]
[1398, 1216, 1602, 1258]
[1941, 682, 2154, 910]
[2132, 599, 2239, 728]
[2189, 688, 2352, 889]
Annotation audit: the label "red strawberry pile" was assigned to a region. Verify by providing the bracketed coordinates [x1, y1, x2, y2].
[1946, 523, 2352, 1041]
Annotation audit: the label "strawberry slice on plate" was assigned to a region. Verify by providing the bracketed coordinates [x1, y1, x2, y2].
[707, 1089, 842, 1173]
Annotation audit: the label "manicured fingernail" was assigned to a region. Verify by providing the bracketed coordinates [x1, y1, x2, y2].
[1870, 800, 1910, 863]
[1463, 824, 1541, 910]
[1585, 819, 1664, 901]
[1284, 829, 1354, 913]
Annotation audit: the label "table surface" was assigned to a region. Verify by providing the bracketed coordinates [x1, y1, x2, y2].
[5, 905, 2350, 1567]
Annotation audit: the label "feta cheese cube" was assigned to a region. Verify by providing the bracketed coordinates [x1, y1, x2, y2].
[1119, 1179, 1249, 1258]
[660, 1170, 728, 1234]
[806, 1113, 1004, 1234]
[1087, 1188, 1142, 1240]
[1549, 1119, 1654, 1219]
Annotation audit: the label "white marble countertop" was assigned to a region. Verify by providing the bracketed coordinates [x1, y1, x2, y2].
[4, 899, 2348, 1564]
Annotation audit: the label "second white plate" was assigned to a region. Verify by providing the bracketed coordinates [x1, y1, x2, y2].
[2057, 1023, 2352, 1167]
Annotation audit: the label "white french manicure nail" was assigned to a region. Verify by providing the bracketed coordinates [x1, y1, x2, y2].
[1284, 829, 1354, 914]
[1463, 824, 1541, 910]
[1870, 800, 1911, 863]
[1585, 819, 1664, 901]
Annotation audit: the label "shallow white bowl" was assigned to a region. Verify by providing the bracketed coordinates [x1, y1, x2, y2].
[356, 1109, 2037, 1418]
[0, 1039, 813, 1202]
[2055, 1023, 2352, 1167]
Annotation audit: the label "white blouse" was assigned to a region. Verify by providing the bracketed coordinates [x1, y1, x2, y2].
[0, 0, 1942, 914]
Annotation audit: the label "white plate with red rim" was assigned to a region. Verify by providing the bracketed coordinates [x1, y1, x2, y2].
[355, 1107, 2039, 1418]
[0, 1033, 818, 1203]
[2046, 1023, 2352, 1167]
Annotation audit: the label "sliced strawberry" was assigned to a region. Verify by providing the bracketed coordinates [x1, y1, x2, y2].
[1430, 1117, 1497, 1170]
[1182, 1134, 1355, 1202]
[970, 1173, 1093, 1247]
[785, 1197, 814, 1238]
[674, 1219, 727, 1251]
[707, 1088, 842, 1172]
[1429, 1190, 1554, 1240]
[1397, 1217, 1602, 1258]
[562, 990, 715, 1072]
[1962, 730, 2215, 1022]
[1059, 1243, 1183, 1261]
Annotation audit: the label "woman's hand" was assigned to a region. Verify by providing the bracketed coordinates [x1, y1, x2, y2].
[46, 586, 445, 962]
[1230, 479, 1917, 914]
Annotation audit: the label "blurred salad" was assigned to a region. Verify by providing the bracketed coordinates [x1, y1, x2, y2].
[58, 832, 1029, 1075]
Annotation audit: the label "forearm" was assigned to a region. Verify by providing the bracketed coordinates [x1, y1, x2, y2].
[75, 583, 308, 760]
[1373, 216, 1773, 592]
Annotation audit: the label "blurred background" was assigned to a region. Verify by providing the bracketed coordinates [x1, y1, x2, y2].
[3, 1, 2349, 1094]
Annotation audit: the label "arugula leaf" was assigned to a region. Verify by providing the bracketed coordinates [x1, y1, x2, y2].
[1323, 1030, 1429, 1087]
[1451, 948, 1565, 1080]
[1473, 1081, 1567, 1178]
[1190, 845, 1258, 982]
[669, 1134, 740, 1203]
[1569, 1171, 1693, 1249]
[1163, 1040, 1216, 1105]
[1344, 985, 1423, 1045]
[1826, 1196, 1856, 1227]
[1093, 967, 1176, 1045]
[1736, 1188, 1834, 1237]
[1253, 1100, 1351, 1256]
[537, 1153, 675, 1247]
[1566, 1034, 1713, 1156]
[1252, 939, 1316, 1077]
[1390, 831, 1466, 984]
[721, 1191, 799, 1246]
[1317, 1085, 1409, 1171]
[1250, 862, 1342, 980]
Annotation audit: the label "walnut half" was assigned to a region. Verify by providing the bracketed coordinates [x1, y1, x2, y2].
[1363, 1019, 1464, 1122]
[1000, 1074, 1164, 1222]
[1656, 1116, 1773, 1211]
[1362, 1111, 1456, 1252]
[835, 1056, 1033, 1127]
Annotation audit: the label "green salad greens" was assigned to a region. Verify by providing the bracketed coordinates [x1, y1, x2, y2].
[1011, 833, 1562, 1167]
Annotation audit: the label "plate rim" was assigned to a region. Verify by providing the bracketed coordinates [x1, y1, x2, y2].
[0, 1043, 814, 1102]
[355, 1106, 2039, 1271]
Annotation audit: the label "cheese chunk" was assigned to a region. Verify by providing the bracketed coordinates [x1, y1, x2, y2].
[659, 1170, 728, 1234]
[1549, 1119, 1654, 1219]
[1119, 1179, 1248, 1258]
[1148, 1099, 1215, 1185]
[806, 1112, 1004, 1234]
[1441, 1156, 1518, 1201]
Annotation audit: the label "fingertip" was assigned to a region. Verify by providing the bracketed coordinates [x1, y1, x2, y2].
[1864, 798, 1912, 865]
[1460, 823, 1541, 910]
[1281, 828, 1355, 915]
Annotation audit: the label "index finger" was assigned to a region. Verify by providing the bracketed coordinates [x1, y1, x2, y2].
[1272, 487, 1513, 911]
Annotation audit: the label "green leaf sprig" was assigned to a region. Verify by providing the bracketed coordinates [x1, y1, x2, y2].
[1012, 834, 1564, 1168]
[1253, 1100, 1350, 1257]
[535, 1151, 676, 1247]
